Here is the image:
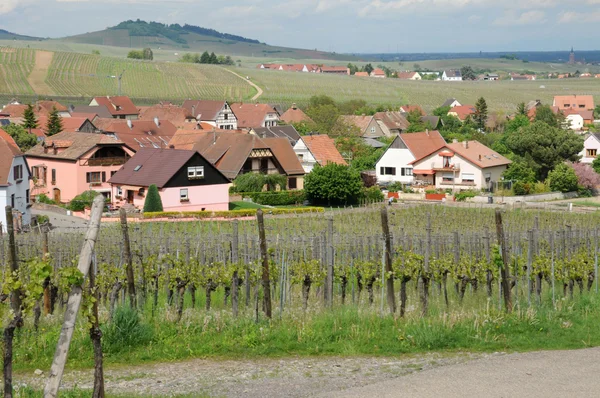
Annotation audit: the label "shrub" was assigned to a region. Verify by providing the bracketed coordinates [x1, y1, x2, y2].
[68, 190, 99, 211]
[143, 184, 163, 213]
[548, 164, 579, 193]
[454, 190, 477, 202]
[36, 194, 55, 205]
[304, 164, 363, 206]
[513, 181, 530, 196]
[231, 173, 287, 193]
[570, 162, 600, 190]
[531, 181, 551, 194]
[250, 190, 305, 206]
[386, 182, 404, 193]
[102, 306, 153, 354]
[362, 186, 384, 202]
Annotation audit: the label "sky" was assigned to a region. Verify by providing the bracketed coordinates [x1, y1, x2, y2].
[1, 0, 599, 53]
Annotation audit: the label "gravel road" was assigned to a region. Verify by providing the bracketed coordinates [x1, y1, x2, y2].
[20, 348, 600, 397]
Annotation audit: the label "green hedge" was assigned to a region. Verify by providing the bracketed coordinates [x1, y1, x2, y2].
[249, 190, 305, 206]
[143, 207, 324, 219]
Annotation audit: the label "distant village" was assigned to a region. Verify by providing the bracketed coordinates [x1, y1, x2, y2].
[0, 90, 598, 232]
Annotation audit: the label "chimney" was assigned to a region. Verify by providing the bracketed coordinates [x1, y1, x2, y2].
[192, 105, 196, 118]
[463, 141, 469, 149]
[154, 117, 160, 127]
[426, 129, 429, 136]
[169, 144, 175, 149]
[127, 119, 132, 129]
[479, 154, 482, 161]
[292, 103, 297, 110]
[452, 138, 458, 144]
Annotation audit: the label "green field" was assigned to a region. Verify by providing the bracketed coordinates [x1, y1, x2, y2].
[0, 48, 35, 94]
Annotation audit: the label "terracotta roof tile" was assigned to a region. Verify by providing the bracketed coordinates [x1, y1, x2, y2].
[339, 115, 373, 133]
[230, 103, 279, 128]
[26, 131, 128, 161]
[399, 131, 446, 160]
[448, 105, 476, 121]
[280, 105, 314, 124]
[301, 135, 346, 166]
[553, 95, 595, 110]
[182, 100, 227, 120]
[0, 130, 23, 186]
[98, 119, 178, 150]
[139, 104, 194, 128]
[261, 137, 305, 175]
[91, 96, 139, 116]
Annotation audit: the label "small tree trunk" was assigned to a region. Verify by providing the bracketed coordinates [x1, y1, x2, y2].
[3, 316, 21, 398]
[340, 276, 348, 305]
[400, 278, 408, 318]
[224, 286, 231, 306]
[89, 268, 105, 398]
[442, 272, 449, 308]
[366, 277, 375, 306]
[33, 301, 41, 332]
[356, 273, 363, 303]
[486, 271, 493, 298]
[302, 276, 311, 311]
[109, 281, 122, 320]
[177, 281, 186, 322]
[189, 285, 197, 308]
[459, 277, 469, 302]
[205, 282, 214, 311]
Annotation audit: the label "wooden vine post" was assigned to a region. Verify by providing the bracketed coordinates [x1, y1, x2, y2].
[231, 220, 239, 318]
[42, 228, 52, 315]
[326, 218, 334, 308]
[4, 206, 22, 398]
[44, 195, 105, 397]
[421, 213, 432, 316]
[380, 207, 396, 314]
[256, 209, 272, 318]
[88, 258, 104, 398]
[494, 209, 513, 313]
[119, 208, 136, 308]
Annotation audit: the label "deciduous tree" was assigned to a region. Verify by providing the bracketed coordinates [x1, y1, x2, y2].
[548, 163, 578, 193]
[2, 124, 38, 152]
[304, 163, 363, 206]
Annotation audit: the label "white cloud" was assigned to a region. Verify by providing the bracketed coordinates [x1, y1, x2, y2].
[0, 0, 33, 15]
[493, 10, 546, 25]
[559, 10, 600, 23]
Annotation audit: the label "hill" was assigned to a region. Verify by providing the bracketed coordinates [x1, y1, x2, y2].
[56, 19, 355, 61]
[0, 29, 40, 41]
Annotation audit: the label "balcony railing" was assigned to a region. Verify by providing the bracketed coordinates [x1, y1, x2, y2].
[85, 157, 129, 166]
[432, 162, 460, 172]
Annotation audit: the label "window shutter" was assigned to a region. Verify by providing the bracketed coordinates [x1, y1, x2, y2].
[380, 167, 384, 175]
[102, 171, 106, 182]
[86, 173, 90, 183]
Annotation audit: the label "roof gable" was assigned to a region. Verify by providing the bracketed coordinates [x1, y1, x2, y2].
[300, 135, 347, 167]
[398, 131, 446, 160]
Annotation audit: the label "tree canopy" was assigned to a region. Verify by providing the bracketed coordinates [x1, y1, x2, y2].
[45, 107, 63, 137]
[143, 184, 163, 212]
[22, 104, 38, 130]
[304, 163, 363, 206]
[2, 124, 38, 152]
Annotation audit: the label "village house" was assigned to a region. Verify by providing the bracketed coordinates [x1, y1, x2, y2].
[373, 112, 410, 136]
[108, 148, 230, 211]
[411, 140, 511, 191]
[169, 130, 305, 189]
[442, 70, 462, 81]
[481, 73, 499, 81]
[399, 105, 425, 115]
[69, 105, 114, 120]
[0, 130, 31, 232]
[441, 98, 462, 108]
[96, 119, 178, 150]
[89, 96, 139, 120]
[251, 125, 301, 146]
[563, 109, 593, 131]
[1, 100, 70, 119]
[320, 66, 350, 75]
[139, 103, 196, 129]
[553, 95, 595, 111]
[258, 64, 320, 73]
[580, 133, 600, 164]
[279, 104, 314, 125]
[182, 100, 238, 130]
[448, 105, 476, 122]
[25, 132, 135, 203]
[340, 115, 387, 138]
[38, 116, 97, 134]
[396, 71, 422, 80]
[354, 72, 369, 77]
[370, 68, 386, 78]
[230, 103, 279, 128]
[376, 131, 446, 185]
[293, 134, 347, 173]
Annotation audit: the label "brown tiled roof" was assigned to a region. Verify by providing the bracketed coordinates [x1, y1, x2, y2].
[230, 103, 279, 128]
[396, 71, 419, 79]
[26, 131, 127, 161]
[400, 105, 425, 115]
[91, 96, 139, 116]
[169, 127, 247, 150]
[301, 135, 347, 166]
[446, 141, 511, 168]
[98, 119, 178, 150]
[70, 105, 113, 119]
[354, 72, 369, 77]
[0, 130, 23, 186]
[320, 66, 348, 73]
[0, 104, 27, 118]
[108, 148, 227, 188]
[261, 137, 305, 175]
[280, 104, 314, 124]
[139, 104, 194, 128]
[553, 95, 595, 110]
[253, 125, 301, 144]
[563, 109, 594, 121]
[374, 112, 409, 131]
[182, 100, 226, 120]
[399, 131, 446, 160]
[36, 100, 67, 113]
[70, 112, 99, 122]
[36, 116, 95, 134]
[371, 68, 386, 76]
[448, 105, 476, 121]
[339, 115, 373, 133]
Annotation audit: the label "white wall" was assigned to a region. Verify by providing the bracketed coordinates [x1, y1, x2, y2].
[580, 135, 600, 164]
[293, 139, 318, 173]
[0, 156, 31, 232]
[376, 148, 416, 184]
[566, 114, 584, 131]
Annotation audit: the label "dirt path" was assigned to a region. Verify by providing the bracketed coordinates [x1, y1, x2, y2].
[19, 348, 600, 397]
[27, 50, 54, 95]
[223, 68, 263, 101]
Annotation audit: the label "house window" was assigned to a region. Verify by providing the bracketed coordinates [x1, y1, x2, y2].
[380, 167, 396, 176]
[400, 168, 413, 177]
[180, 188, 189, 201]
[187, 166, 204, 179]
[224, 113, 228, 120]
[102, 171, 106, 182]
[298, 154, 304, 162]
[117, 186, 123, 197]
[442, 173, 454, 183]
[51, 169, 56, 184]
[26, 189, 30, 204]
[462, 173, 475, 183]
[370, 127, 376, 134]
[10, 194, 14, 208]
[13, 165, 23, 181]
[86, 172, 102, 184]
[260, 159, 269, 173]
[32, 166, 46, 185]
[485, 172, 492, 182]
[587, 149, 597, 158]
[289, 177, 297, 189]
[443, 156, 452, 168]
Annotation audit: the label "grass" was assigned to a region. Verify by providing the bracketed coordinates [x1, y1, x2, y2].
[229, 201, 264, 210]
[12, 386, 212, 398]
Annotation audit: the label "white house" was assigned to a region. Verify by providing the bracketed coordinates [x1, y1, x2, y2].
[411, 140, 511, 191]
[566, 114, 585, 131]
[293, 135, 347, 173]
[375, 131, 446, 184]
[441, 98, 462, 108]
[580, 133, 600, 164]
[442, 70, 462, 81]
[182, 100, 238, 130]
[0, 131, 31, 232]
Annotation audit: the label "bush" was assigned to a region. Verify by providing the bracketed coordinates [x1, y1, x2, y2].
[102, 306, 153, 354]
[250, 190, 305, 206]
[386, 182, 404, 193]
[454, 190, 477, 202]
[513, 181, 531, 196]
[548, 164, 579, 193]
[36, 194, 55, 205]
[304, 164, 363, 206]
[362, 186, 384, 202]
[143, 184, 163, 213]
[68, 190, 99, 211]
[231, 173, 287, 193]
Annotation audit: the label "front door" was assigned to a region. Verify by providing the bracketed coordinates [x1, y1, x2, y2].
[127, 190, 134, 204]
[53, 188, 61, 203]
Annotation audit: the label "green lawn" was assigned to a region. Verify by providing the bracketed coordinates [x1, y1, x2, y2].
[229, 200, 264, 210]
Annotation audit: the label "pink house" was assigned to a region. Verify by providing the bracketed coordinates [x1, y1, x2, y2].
[108, 148, 230, 212]
[25, 132, 135, 203]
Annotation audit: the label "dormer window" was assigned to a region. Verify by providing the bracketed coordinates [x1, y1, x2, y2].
[188, 166, 204, 179]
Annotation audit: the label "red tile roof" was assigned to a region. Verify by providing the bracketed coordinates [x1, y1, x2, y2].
[230, 103, 279, 128]
[0, 104, 27, 118]
[400, 105, 425, 115]
[36, 116, 94, 134]
[448, 105, 476, 121]
[182, 100, 227, 120]
[139, 104, 194, 128]
[280, 104, 314, 124]
[26, 131, 128, 161]
[301, 135, 347, 166]
[98, 119, 177, 150]
[0, 130, 23, 186]
[396, 71, 419, 79]
[398, 131, 446, 160]
[553, 95, 595, 111]
[91, 96, 139, 116]
[354, 72, 369, 77]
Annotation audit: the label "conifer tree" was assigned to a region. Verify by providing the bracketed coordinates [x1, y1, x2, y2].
[45, 106, 63, 136]
[22, 103, 38, 131]
[474, 97, 488, 130]
[200, 51, 210, 64]
[143, 184, 163, 212]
